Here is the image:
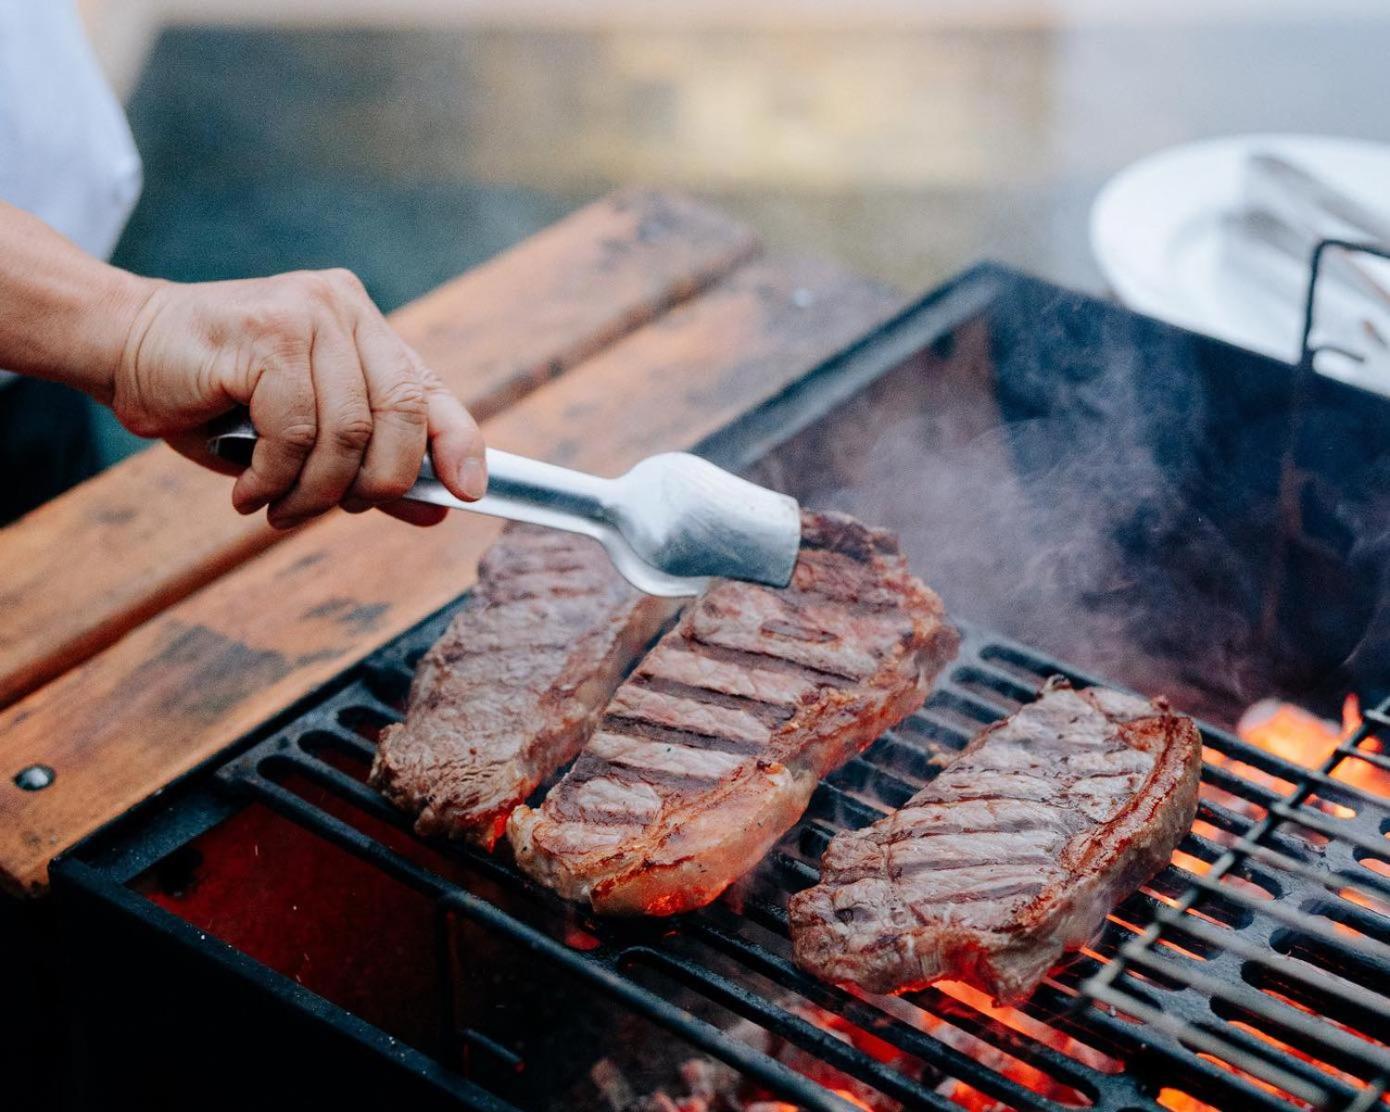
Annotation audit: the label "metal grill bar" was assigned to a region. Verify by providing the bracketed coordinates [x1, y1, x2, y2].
[229, 761, 863, 1112]
[1165, 914, 1388, 1029]
[1266, 801, 1390, 859]
[1341, 746, 1390, 775]
[97, 612, 1379, 1112]
[236, 726, 1091, 1111]
[691, 909, 1098, 1111]
[1083, 979, 1334, 1108]
[1176, 870, 1390, 964]
[1078, 683, 1390, 1112]
[624, 947, 960, 1112]
[1241, 842, 1390, 906]
[1114, 943, 1385, 1082]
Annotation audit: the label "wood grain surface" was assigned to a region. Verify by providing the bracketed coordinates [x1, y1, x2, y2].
[0, 253, 898, 896]
[0, 190, 757, 710]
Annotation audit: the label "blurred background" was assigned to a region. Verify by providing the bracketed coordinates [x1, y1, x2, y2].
[71, 0, 1390, 460]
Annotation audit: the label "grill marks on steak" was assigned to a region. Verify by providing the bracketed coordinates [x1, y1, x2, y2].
[370, 525, 679, 848]
[789, 679, 1201, 1003]
[506, 511, 960, 916]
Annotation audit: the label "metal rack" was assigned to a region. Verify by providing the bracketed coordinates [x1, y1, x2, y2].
[156, 610, 1390, 1111]
[1076, 688, 1390, 1110]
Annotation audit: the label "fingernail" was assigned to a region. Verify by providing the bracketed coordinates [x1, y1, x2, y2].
[458, 456, 488, 501]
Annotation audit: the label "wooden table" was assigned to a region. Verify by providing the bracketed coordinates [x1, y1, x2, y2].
[0, 189, 900, 898]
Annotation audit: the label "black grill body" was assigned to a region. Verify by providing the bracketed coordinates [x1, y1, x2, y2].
[49, 266, 1390, 1111]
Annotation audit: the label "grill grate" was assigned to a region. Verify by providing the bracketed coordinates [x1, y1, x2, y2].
[193, 610, 1390, 1112]
[1079, 694, 1390, 1110]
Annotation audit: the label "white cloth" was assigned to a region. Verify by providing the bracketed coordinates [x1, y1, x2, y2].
[0, 1, 142, 258]
[0, 1, 141, 386]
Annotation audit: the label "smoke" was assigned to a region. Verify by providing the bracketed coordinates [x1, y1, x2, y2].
[749, 309, 1277, 724]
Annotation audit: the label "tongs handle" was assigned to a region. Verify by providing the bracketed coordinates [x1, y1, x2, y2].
[414, 449, 614, 534]
[205, 415, 711, 597]
[208, 414, 612, 526]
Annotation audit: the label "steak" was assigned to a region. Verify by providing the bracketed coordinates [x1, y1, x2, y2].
[371, 525, 679, 848]
[507, 511, 959, 916]
[789, 679, 1201, 1003]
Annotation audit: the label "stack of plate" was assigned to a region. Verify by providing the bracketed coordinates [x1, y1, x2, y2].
[1090, 134, 1390, 389]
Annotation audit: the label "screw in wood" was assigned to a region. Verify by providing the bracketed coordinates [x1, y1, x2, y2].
[13, 764, 55, 791]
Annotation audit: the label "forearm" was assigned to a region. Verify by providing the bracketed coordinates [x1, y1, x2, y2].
[0, 200, 154, 401]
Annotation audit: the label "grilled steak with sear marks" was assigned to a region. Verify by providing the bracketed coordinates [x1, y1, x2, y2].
[507, 511, 959, 916]
[789, 679, 1201, 1003]
[371, 525, 679, 848]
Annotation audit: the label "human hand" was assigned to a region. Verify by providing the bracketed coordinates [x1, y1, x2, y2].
[111, 269, 485, 528]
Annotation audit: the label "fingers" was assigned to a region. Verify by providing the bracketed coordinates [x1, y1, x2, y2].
[266, 317, 377, 527]
[344, 291, 485, 511]
[348, 316, 429, 507]
[423, 369, 487, 502]
[218, 268, 481, 528]
[230, 345, 318, 516]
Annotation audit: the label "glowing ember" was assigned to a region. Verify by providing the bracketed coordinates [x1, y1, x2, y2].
[1341, 885, 1390, 917]
[882, 980, 1118, 1110]
[933, 980, 1120, 1076]
[1171, 693, 1390, 1104]
[1158, 1087, 1218, 1112]
[1237, 697, 1348, 769]
[1236, 695, 1390, 800]
[720, 985, 1121, 1111]
[1170, 847, 1212, 877]
[1228, 695, 1390, 817]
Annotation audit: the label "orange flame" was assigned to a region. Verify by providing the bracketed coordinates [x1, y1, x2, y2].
[1235, 694, 1390, 800]
[1236, 696, 1350, 768]
[1158, 1089, 1218, 1112]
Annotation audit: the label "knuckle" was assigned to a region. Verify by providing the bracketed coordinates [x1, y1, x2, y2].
[328, 409, 374, 454]
[375, 374, 428, 419]
[326, 267, 365, 294]
[276, 421, 319, 455]
[301, 268, 362, 308]
[297, 270, 341, 307]
[247, 303, 302, 342]
[416, 363, 445, 391]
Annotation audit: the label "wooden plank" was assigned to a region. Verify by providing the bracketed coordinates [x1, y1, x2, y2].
[0, 255, 899, 897]
[0, 190, 757, 709]
[481, 256, 900, 470]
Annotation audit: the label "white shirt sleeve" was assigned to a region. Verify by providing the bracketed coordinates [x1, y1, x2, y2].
[0, 0, 143, 260]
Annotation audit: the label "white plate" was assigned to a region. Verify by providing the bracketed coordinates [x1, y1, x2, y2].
[1090, 134, 1390, 364]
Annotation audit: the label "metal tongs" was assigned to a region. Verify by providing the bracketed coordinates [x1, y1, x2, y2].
[208, 417, 801, 598]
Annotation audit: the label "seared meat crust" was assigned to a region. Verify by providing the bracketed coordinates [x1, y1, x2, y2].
[789, 679, 1201, 1003]
[371, 525, 678, 848]
[508, 511, 959, 915]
